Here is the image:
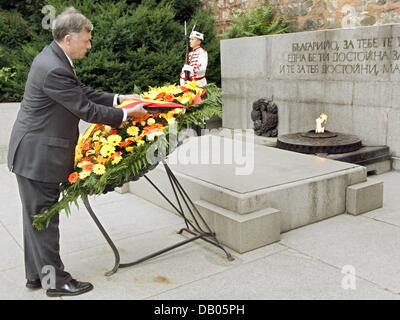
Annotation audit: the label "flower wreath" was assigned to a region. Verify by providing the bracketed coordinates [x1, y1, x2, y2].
[32, 82, 222, 230]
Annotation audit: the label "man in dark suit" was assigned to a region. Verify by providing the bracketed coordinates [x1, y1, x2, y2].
[7, 7, 147, 297]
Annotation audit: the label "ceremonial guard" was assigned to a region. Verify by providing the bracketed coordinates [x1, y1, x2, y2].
[180, 30, 208, 87]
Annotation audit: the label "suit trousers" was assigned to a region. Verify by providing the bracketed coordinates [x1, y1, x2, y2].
[15, 174, 72, 287]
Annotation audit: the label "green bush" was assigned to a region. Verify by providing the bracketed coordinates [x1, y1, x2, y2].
[222, 4, 288, 39]
[0, 11, 32, 48]
[0, 67, 16, 102]
[74, 0, 184, 93]
[0, 8, 49, 102]
[0, 0, 47, 30]
[0, 0, 220, 102]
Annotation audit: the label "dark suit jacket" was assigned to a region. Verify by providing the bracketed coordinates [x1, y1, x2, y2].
[8, 41, 124, 183]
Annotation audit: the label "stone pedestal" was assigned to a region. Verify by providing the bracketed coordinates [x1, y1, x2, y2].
[129, 135, 382, 253]
[195, 200, 280, 253]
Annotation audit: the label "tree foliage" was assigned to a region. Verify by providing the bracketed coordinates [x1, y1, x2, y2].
[0, 0, 220, 102]
[222, 3, 288, 39]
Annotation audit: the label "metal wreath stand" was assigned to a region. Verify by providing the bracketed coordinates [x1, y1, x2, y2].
[82, 157, 234, 276]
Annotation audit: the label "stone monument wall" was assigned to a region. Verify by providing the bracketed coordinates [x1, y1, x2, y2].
[204, 0, 400, 35]
[221, 24, 400, 169]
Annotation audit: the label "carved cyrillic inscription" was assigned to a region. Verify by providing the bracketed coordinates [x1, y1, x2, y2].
[279, 37, 400, 75]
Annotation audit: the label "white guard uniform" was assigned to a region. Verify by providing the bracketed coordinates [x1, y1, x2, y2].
[180, 34, 208, 87]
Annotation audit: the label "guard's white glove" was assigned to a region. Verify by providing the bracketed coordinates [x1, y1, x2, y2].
[182, 64, 194, 73]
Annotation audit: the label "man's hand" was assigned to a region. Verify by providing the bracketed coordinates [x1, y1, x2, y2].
[119, 94, 143, 103]
[125, 103, 148, 120]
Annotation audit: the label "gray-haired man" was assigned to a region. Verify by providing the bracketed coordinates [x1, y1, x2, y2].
[8, 7, 147, 297]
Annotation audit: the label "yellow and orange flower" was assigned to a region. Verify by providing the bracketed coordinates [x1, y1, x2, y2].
[68, 81, 206, 185]
[107, 134, 122, 146]
[93, 164, 106, 175]
[82, 163, 94, 172]
[95, 155, 106, 165]
[68, 172, 79, 184]
[147, 118, 156, 125]
[79, 171, 91, 180]
[93, 142, 102, 154]
[127, 126, 139, 137]
[143, 123, 165, 133]
[163, 94, 175, 102]
[110, 152, 123, 165]
[119, 139, 133, 148]
[92, 130, 101, 141]
[80, 157, 92, 163]
[100, 144, 115, 158]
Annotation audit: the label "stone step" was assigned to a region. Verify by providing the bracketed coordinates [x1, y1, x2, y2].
[346, 178, 384, 215]
[195, 200, 281, 253]
[326, 146, 391, 165]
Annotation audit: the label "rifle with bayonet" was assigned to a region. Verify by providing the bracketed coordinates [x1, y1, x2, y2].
[184, 21, 190, 81]
[183, 21, 197, 81]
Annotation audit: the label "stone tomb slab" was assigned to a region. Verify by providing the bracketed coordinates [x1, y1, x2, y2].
[129, 136, 379, 253]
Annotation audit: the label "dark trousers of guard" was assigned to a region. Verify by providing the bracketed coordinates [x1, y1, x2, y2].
[15, 174, 72, 288]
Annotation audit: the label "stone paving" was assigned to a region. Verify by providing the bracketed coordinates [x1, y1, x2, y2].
[0, 163, 399, 300]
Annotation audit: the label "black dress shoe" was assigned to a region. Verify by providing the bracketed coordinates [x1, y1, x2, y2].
[46, 279, 93, 297]
[26, 279, 42, 289]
